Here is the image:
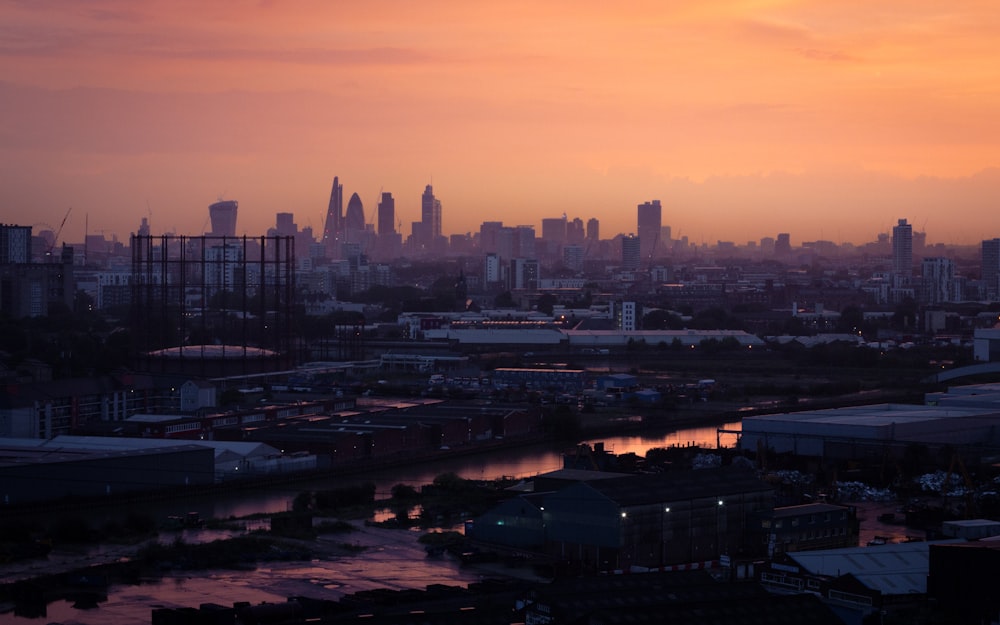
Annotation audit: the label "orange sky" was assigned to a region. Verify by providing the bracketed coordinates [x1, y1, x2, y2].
[1, 1, 998, 247]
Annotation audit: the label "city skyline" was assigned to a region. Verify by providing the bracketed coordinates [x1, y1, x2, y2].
[2, 2, 999, 246]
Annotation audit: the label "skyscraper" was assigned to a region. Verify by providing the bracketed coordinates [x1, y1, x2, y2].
[421, 185, 441, 240]
[622, 234, 640, 271]
[637, 200, 661, 261]
[322, 177, 343, 258]
[377, 192, 395, 236]
[345, 193, 366, 234]
[586, 218, 600, 242]
[892, 218, 913, 279]
[208, 200, 238, 237]
[983, 238, 1000, 300]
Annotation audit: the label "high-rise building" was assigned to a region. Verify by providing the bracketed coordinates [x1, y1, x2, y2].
[421, 185, 441, 240]
[513, 225, 536, 259]
[568, 218, 585, 245]
[345, 193, 366, 235]
[480, 221, 504, 255]
[892, 218, 913, 279]
[0, 224, 32, 264]
[637, 200, 662, 261]
[323, 177, 344, 258]
[377, 192, 395, 236]
[922, 257, 955, 304]
[208, 200, 238, 237]
[622, 234, 640, 271]
[484, 253, 502, 285]
[760, 237, 775, 256]
[275, 213, 296, 236]
[775, 233, 791, 256]
[983, 238, 1000, 300]
[510, 258, 539, 290]
[586, 218, 600, 241]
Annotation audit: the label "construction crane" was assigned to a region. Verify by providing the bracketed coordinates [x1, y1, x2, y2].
[48, 207, 72, 254]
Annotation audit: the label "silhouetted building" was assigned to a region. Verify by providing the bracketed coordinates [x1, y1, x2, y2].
[892, 218, 913, 280]
[208, 200, 238, 237]
[377, 192, 395, 235]
[421, 184, 441, 239]
[622, 234, 640, 271]
[344, 192, 365, 235]
[322, 176, 344, 258]
[637, 199, 662, 261]
[775, 233, 791, 257]
[983, 238, 1000, 300]
[0, 243, 74, 318]
[586, 217, 600, 241]
[0, 224, 32, 264]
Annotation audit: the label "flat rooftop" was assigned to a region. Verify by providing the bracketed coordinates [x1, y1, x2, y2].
[744, 403, 1000, 428]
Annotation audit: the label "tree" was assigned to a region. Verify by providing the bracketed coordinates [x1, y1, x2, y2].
[494, 291, 515, 308]
[536, 293, 557, 316]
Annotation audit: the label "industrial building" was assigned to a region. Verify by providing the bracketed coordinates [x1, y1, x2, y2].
[757, 539, 964, 623]
[0, 435, 313, 503]
[739, 403, 1000, 461]
[470, 466, 775, 572]
[0, 439, 214, 504]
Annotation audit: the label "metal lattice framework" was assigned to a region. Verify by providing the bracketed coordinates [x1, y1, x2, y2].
[130, 235, 296, 375]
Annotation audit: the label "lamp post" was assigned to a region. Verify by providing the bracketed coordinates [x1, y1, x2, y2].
[717, 499, 725, 561]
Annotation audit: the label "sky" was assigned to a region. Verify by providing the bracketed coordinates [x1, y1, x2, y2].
[1, 0, 999, 247]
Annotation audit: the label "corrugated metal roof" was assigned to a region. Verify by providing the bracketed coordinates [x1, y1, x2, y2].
[786, 539, 965, 595]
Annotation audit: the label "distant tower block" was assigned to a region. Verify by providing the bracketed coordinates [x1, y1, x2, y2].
[208, 200, 238, 237]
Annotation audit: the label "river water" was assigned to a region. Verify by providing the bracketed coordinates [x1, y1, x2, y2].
[3, 420, 741, 623]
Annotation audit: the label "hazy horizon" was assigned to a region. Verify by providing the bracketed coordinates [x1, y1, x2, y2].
[2, 2, 999, 246]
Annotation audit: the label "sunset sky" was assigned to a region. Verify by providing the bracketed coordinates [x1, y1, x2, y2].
[2, 1, 998, 247]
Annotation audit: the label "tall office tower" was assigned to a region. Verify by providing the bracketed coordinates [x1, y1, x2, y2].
[922, 257, 955, 304]
[622, 234, 640, 271]
[0, 224, 32, 264]
[983, 238, 1000, 300]
[892, 218, 913, 279]
[377, 192, 395, 235]
[421, 185, 441, 239]
[586, 218, 600, 241]
[637, 200, 662, 261]
[323, 177, 344, 258]
[275, 212, 296, 236]
[774, 233, 791, 256]
[541, 216, 567, 259]
[496, 227, 514, 261]
[568, 218, 585, 245]
[208, 200, 238, 237]
[345, 193, 365, 232]
[513, 225, 536, 258]
[480, 221, 504, 254]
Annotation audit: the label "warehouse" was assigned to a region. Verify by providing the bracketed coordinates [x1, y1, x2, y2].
[740, 403, 1000, 461]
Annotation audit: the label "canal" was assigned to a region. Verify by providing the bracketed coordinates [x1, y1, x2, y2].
[2, 420, 742, 623]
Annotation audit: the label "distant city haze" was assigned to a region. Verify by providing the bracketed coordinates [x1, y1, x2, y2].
[1, 2, 998, 245]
